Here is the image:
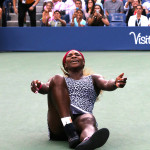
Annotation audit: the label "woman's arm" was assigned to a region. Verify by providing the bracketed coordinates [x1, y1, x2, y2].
[92, 73, 127, 91]
[87, 15, 95, 25]
[31, 78, 52, 94]
[124, 0, 133, 9]
[101, 16, 110, 26]
[71, 11, 77, 27]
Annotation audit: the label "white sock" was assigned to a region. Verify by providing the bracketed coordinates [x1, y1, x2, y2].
[61, 116, 72, 126]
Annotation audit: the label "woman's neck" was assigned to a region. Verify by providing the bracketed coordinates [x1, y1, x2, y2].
[77, 17, 82, 22]
[68, 70, 84, 80]
[88, 8, 92, 13]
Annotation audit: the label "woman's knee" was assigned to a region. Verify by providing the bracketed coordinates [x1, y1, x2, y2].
[75, 114, 97, 130]
[50, 75, 65, 87]
[81, 114, 96, 125]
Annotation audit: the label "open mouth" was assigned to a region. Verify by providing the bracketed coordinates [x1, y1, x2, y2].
[70, 60, 79, 63]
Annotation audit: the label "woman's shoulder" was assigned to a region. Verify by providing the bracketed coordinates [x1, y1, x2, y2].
[81, 19, 86, 24]
[91, 74, 104, 80]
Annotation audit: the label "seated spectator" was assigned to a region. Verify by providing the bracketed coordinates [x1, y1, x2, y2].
[48, 10, 66, 26]
[65, 0, 76, 14]
[41, 1, 53, 26]
[104, 0, 124, 16]
[94, 0, 103, 5]
[53, 0, 65, 11]
[65, 0, 85, 14]
[124, 0, 133, 14]
[71, 9, 86, 26]
[43, 0, 52, 11]
[128, 4, 149, 26]
[124, 0, 148, 13]
[87, 3, 109, 26]
[85, 0, 95, 18]
[68, 0, 85, 22]
[94, 0, 104, 9]
[142, 0, 150, 14]
[126, 0, 147, 25]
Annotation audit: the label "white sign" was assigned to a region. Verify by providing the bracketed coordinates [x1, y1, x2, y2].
[129, 32, 150, 45]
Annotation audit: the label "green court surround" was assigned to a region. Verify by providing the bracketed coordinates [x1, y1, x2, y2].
[0, 51, 150, 150]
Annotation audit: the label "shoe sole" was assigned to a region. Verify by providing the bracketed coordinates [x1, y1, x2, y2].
[69, 136, 80, 148]
[75, 128, 109, 150]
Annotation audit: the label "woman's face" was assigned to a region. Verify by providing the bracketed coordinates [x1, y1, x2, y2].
[94, 5, 101, 13]
[76, 10, 83, 19]
[65, 50, 85, 71]
[132, 0, 139, 7]
[88, 0, 93, 8]
[46, 3, 52, 11]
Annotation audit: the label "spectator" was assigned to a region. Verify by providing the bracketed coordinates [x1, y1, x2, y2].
[41, 1, 53, 26]
[126, 0, 147, 25]
[68, 0, 85, 23]
[88, 3, 109, 26]
[65, 0, 76, 15]
[43, 0, 52, 11]
[5, 0, 14, 20]
[71, 9, 86, 26]
[65, 0, 85, 14]
[0, 0, 7, 27]
[85, 0, 95, 18]
[124, 0, 133, 9]
[124, 0, 148, 13]
[124, 0, 133, 15]
[0, 8, 2, 26]
[53, 0, 65, 11]
[128, 4, 149, 26]
[104, 0, 124, 16]
[48, 10, 66, 26]
[142, 0, 150, 14]
[6, 0, 14, 13]
[13, 0, 40, 27]
[0, 0, 3, 19]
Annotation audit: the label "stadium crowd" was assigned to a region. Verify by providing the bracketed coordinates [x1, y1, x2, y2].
[0, 0, 150, 27]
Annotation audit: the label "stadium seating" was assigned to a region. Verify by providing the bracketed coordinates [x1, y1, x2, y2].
[108, 13, 126, 22]
[108, 13, 127, 27]
[109, 22, 127, 27]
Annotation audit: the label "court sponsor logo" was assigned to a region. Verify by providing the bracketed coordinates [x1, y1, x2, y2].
[129, 32, 150, 45]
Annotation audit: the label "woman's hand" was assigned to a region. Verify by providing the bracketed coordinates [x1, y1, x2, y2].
[14, 7, 18, 14]
[29, 6, 35, 11]
[115, 73, 127, 88]
[31, 80, 42, 93]
[72, 11, 77, 19]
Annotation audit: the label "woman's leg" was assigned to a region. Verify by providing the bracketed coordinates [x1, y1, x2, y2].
[74, 113, 98, 141]
[74, 113, 109, 150]
[47, 75, 80, 147]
